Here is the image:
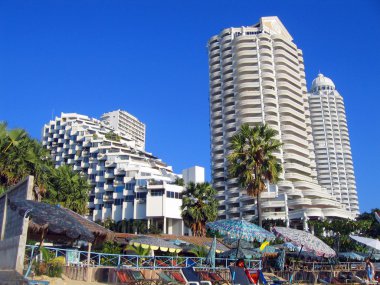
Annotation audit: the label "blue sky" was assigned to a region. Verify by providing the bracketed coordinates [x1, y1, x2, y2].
[1, 0, 379, 212]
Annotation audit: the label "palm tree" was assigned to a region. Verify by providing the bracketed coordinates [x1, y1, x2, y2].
[188, 245, 209, 257]
[181, 182, 218, 237]
[125, 244, 150, 256]
[228, 123, 283, 227]
[44, 165, 90, 215]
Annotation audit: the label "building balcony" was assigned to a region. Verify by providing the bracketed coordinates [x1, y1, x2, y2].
[105, 172, 114, 179]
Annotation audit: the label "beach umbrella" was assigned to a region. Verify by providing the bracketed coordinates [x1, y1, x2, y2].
[205, 236, 217, 268]
[207, 219, 275, 259]
[130, 236, 182, 253]
[349, 235, 380, 253]
[272, 227, 336, 257]
[338, 252, 365, 261]
[206, 220, 275, 242]
[9, 199, 94, 242]
[219, 247, 261, 259]
[375, 212, 380, 224]
[276, 249, 286, 271]
[203, 240, 229, 253]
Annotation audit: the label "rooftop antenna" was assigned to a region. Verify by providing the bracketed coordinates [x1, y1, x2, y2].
[51, 108, 55, 120]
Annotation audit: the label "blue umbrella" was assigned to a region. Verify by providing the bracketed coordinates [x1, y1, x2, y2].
[205, 236, 217, 268]
[206, 220, 275, 242]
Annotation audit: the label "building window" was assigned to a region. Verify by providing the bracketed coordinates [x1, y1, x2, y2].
[95, 204, 103, 210]
[95, 193, 103, 199]
[104, 203, 112, 209]
[166, 191, 181, 199]
[124, 195, 134, 202]
[114, 199, 123, 206]
[135, 192, 147, 199]
[115, 186, 124, 193]
[151, 190, 164, 196]
[126, 182, 135, 190]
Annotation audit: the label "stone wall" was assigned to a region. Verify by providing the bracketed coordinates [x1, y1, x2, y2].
[0, 176, 33, 273]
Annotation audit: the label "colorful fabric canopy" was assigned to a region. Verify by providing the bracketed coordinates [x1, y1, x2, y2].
[203, 240, 229, 253]
[206, 219, 275, 242]
[350, 235, 380, 251]
[272, 227, 336, 257]
[130, 237, 182, 253]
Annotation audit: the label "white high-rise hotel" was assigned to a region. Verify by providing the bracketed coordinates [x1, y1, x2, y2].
[208, 16, 355, 224]
[308, 74, 359, 215]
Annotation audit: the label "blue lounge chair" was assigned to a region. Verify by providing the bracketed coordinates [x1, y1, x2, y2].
[181, 267, 212, 285]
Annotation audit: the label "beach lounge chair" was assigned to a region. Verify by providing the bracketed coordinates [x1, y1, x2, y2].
[229, 266, 256, 285]
[158, 272, 184, 285]
[181, 267, 212, 285]
[198, 271, 228, 285]
[27, 281, 50, 285]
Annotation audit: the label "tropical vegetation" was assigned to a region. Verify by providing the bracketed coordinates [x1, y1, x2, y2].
[0, 122, 90, 214]
[228, 123, 283, 227]
[309, 210, 380, 252]
[181, 182, 218, 237]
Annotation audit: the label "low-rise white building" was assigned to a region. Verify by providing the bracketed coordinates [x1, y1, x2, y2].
[42, 112, 192, 234]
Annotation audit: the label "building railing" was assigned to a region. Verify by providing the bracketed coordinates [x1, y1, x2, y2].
[25, 245, 262, 270]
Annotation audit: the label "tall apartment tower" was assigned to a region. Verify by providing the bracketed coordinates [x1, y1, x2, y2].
[101, 110, 146, 150]
[208, 16, 352, 224]
[308, 74, 359, 216]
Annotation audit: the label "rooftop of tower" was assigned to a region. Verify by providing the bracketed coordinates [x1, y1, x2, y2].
[310, 73, 336, 92]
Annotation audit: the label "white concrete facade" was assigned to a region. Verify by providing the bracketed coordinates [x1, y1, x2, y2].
[182, 166, 205, 185]
[208, 16, 353, 225]
[42, 113, 185, 234]
[308, 74, 359, 216]
[101, 110, 146, 150]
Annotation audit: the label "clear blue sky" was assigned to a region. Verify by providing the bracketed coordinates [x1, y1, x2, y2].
[1, 1, 379, 213]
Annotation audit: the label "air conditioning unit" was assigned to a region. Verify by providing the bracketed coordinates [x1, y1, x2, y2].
[136, 199, 146, 204]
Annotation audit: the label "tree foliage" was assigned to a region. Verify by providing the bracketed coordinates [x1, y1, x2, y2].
[309, 217, 373, 252]
[181, 182, 218, 237]
[228, 123, 283, 226]
[43, 165, 90, 215]
[0, 122, 90, 214]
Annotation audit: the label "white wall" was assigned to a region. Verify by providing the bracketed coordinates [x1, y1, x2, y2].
[182, 166, 205, 184]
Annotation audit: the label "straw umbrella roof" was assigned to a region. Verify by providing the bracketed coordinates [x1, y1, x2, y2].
[9, 199, 113, 244]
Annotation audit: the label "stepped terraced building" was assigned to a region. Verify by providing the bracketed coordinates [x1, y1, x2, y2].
[308, 74, 359, 216]
[42, 112, 187, 234]
[208, 16, 353, 226]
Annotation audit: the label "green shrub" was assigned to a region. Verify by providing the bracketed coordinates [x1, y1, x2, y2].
[46, 256, 65, 277]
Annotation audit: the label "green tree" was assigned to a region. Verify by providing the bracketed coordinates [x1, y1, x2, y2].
[181, 182, 218, 237]
[105, 131, 121, 142]
[125, 244, 150, 256]
[0, 122, 53, 199]
[188, 245, 209, 257]
[227, 123, 282, 227]
[44, 165, 90, 215]
[174, 177, 184, 186]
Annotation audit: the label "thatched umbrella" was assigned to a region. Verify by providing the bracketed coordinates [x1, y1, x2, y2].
[9, 199, 97, 279]
[9, 199, 95, 243]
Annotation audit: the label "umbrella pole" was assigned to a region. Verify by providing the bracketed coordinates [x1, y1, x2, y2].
[369, 248, 374, 259]
[236, 238, 241, 261]
[297, 245, 304, 259]
[87, 242, 92, 283]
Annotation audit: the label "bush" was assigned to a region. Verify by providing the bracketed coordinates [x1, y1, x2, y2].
[46, 256, 65, 277]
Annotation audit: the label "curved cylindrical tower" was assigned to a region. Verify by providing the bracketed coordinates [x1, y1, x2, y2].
[308, 74, 359, 216]
[208, 17, 352, 223]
